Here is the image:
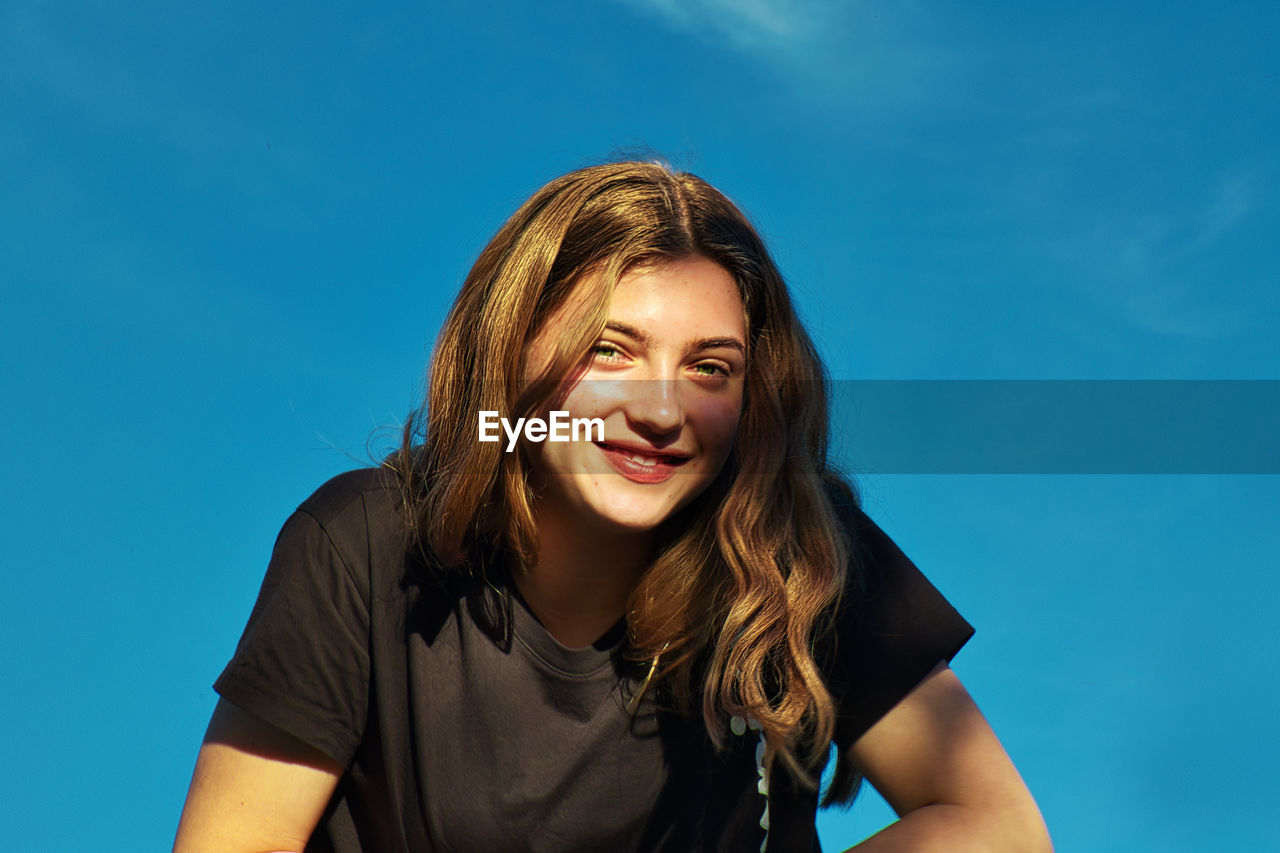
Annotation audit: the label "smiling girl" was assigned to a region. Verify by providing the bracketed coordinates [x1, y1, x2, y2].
[174, 161, 1051, 852]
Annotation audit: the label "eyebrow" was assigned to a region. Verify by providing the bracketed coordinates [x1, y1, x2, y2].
[604, 321, 747, 356]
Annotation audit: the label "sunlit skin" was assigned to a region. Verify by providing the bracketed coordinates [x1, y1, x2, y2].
[515, 255, 747, 647]
[528, 255, 747, 535]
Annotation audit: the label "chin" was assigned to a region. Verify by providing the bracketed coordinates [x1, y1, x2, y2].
[548, 474, 706, 534]
[584, 492, 686, 533]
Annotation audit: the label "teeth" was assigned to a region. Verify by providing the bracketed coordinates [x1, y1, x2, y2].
[601, 443, 678, 467]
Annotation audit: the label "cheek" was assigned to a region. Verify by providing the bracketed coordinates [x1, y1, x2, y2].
[691, 396, 744, 457]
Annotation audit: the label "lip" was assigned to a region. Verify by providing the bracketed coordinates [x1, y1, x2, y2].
[594, 441, 691, 484]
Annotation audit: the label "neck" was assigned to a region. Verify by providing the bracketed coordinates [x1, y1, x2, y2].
[514, 500, 654, 649]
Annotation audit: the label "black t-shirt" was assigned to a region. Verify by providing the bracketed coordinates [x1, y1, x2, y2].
[215, 468, 973, 852]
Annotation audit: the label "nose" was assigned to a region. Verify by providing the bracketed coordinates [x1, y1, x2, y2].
[623, 378, 684, 438]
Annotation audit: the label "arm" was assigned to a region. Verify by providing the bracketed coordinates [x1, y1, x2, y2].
[173, 698, 343, 853]
[841, 663, 1052, 853]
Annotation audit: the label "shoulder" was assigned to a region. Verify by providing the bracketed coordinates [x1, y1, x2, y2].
[215, 470, 400, 767]
[265, 467, 410, 605]
[296, 466, 402, 526]
[288, 467, 406, 551]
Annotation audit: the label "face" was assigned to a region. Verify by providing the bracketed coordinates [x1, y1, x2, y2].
[527, 255, 748, 534]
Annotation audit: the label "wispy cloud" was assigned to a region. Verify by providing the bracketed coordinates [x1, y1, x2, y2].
[627, 0, 817, 48]
[617, 0, 962, 110]
[1078, 168, 1265, 338]
[3, 3, 265, 160]
[1194, 172, 1253, 250]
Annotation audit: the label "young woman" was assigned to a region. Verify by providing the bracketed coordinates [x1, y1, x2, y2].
[174, 162, 1051, 852]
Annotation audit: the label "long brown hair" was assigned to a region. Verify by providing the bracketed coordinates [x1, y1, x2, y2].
[393, 160, 857, 796]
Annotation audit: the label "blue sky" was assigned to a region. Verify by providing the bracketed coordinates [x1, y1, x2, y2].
[2, 1, 1277, 849]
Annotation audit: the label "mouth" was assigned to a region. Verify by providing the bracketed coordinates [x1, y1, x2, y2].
[594, 441, 690, 483]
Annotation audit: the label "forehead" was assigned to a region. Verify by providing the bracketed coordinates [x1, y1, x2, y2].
[607, 256, 746, 340]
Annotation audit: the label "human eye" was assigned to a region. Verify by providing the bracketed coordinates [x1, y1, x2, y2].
[592, 342, 626, 363]
[689, 360, 732, 380]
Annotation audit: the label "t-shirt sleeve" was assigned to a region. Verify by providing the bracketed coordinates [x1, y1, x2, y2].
[824, 500, 975, 748]
[214, 506, 372, 767]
